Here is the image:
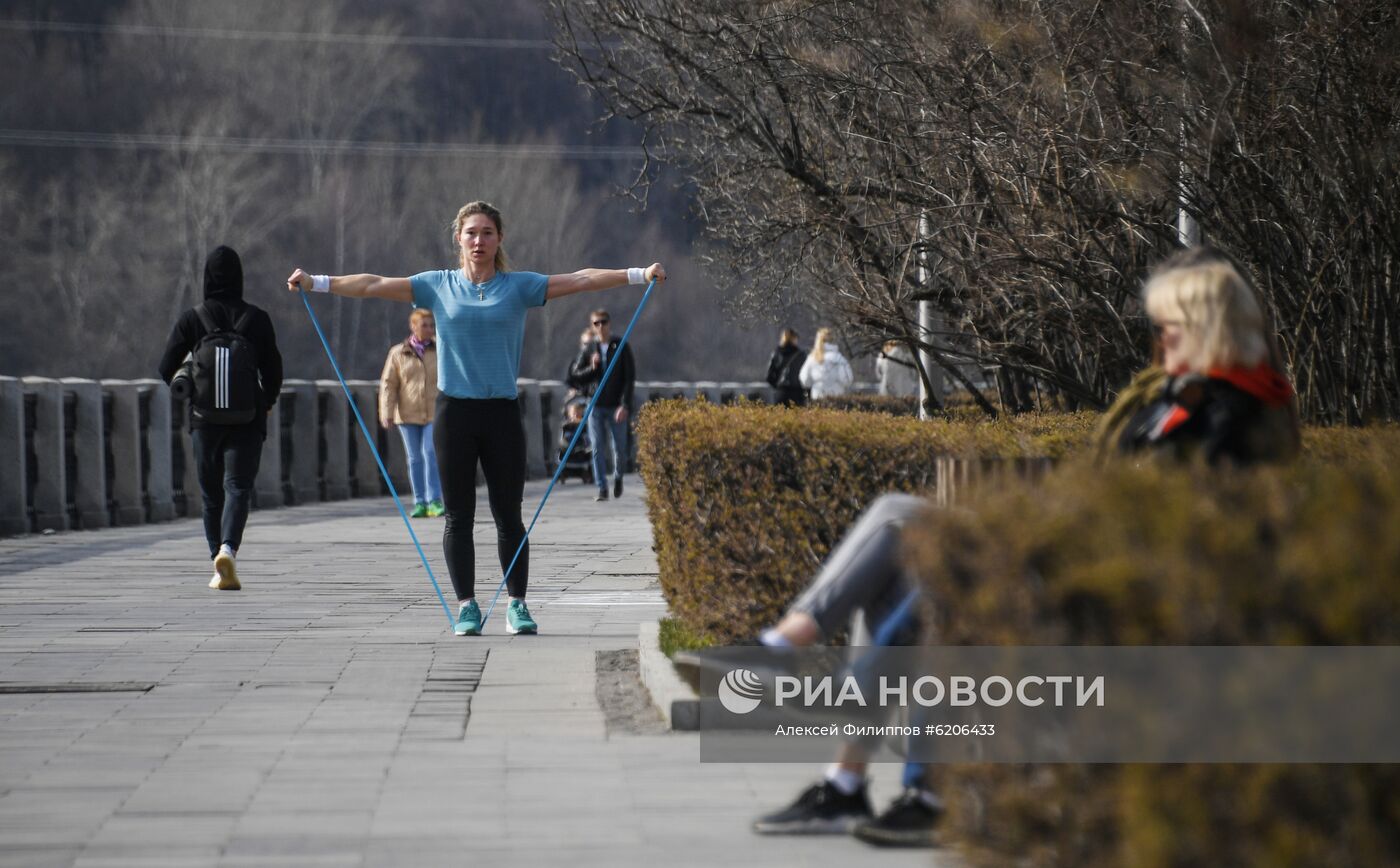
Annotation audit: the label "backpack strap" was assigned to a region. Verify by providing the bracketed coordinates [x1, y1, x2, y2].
[193, 303, 220, 335]
[231, 307, 256, 334]
[194, 302, 255, 335]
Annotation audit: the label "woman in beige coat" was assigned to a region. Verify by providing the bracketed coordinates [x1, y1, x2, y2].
[380, 308, 442, 517]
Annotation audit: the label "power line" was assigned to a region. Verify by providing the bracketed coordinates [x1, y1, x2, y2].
[0, 18, 556, 49]
[0, 129, 645, 161]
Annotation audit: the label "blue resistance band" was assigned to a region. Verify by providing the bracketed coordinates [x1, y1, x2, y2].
[480, 276, 659, 630]
[299, 289, 457, 630]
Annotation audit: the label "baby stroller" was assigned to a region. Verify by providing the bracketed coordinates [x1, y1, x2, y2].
[557, 394, 594, 485]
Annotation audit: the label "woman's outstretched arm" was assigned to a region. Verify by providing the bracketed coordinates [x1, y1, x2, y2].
[287, 268, 413, 303]
[545, 263, 666, 300]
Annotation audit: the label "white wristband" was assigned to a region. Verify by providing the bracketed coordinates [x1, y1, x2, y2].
[311, 274, 331, 293]
[627, 267, 647, 285]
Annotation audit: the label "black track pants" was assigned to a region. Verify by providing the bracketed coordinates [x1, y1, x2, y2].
[192, 423, 264, 559]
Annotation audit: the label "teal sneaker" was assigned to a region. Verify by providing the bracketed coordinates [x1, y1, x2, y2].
[454, 600, 482, 636]
[506, 599, 538, 635]
[410, 502, 429, 518]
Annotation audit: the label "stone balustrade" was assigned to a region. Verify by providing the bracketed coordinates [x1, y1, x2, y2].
[0, 376, 813, 537]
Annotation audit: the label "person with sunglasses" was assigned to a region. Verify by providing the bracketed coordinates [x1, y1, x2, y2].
[569, 309, 637, 502]
[287, 200, 664, 636]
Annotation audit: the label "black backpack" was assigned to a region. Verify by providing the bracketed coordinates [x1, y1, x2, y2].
[190, 303, 260, 425]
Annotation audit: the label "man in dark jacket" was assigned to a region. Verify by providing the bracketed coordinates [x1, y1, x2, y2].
[158, 246, 283, 590]
[766, 328, 808, 406]
[569, 308, 635, 501]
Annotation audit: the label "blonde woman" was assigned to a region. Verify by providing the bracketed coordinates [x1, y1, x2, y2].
[752, 247, 1299, 844]
[1108, 245, 1300, 464]
[380, 308, 442, 518]
[799, 327, 854, 399]
[288, 200, 666, 637]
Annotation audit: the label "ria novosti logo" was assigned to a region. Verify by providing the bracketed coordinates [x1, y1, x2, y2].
[718, 668, 764, 714]
[717, 668, 1106, 714]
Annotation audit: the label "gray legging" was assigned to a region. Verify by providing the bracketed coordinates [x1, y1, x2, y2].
[788, 493, 933, 761]
[788, 493, 929, 645]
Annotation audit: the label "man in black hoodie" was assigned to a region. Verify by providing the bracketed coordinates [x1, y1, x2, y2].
[158, 246, 283, 590]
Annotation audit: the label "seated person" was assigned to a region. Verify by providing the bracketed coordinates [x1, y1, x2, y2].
[751, 245, 1300, 847]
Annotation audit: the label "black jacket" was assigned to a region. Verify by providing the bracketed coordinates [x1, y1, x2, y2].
[158, 246, 283, 431]
[766, 344, 807, 397]
[1117, 367, 1298, 467]
[569, 337, 635, 410]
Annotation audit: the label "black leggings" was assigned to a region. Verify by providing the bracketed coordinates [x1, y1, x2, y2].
[434, 396, 528, 601]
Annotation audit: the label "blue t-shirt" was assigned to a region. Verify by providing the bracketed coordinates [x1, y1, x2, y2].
[409, 269, 549, 399]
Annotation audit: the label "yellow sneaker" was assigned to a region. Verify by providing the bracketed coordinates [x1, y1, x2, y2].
[210, 550, 241, 590]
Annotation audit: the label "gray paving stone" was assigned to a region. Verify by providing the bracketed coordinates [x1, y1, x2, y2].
[0, 847, 85, 868]
[0, 477, 959, 867]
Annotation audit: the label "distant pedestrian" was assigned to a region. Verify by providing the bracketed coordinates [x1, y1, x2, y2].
[876, 341, 920, 398]
[287, 200, 665, 636]
[765, 328, 808, 406]
[799, 328, 854, 399]
[158, 246, 283, 591]
[380, 308, 442, 518]
[570, 308, 636, 502]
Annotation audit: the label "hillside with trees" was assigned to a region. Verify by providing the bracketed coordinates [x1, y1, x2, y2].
[0, 0, 808, 383]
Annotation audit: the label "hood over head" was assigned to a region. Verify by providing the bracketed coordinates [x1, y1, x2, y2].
[203, 245, 244, 301]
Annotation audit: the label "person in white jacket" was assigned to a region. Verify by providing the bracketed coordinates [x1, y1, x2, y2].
[799, 328, 854, 399]
[876, 340, 921, 398]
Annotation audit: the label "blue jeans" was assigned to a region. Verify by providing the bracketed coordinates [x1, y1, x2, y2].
[397, 422, 441, 504]
[587, 408, 629, 490]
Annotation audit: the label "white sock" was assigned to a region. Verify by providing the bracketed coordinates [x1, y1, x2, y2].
[824, 766, 865, 796]
[459, 600, 475, 611]
[759, 628, 792, 648]
[219, 544, 235, 559]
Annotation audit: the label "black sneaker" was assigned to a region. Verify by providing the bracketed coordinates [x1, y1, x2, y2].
[613, 476, 623, 498]
[852, 789, 943, 847]
[752, 780, 873, 835]
[595, 490, 609, 502]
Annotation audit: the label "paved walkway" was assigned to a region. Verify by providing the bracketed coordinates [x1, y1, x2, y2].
[0, 478, 955, 867]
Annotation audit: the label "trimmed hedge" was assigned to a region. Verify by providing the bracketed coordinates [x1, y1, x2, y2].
[634, 400, 1098, 645]
[638, 402, 1399, 865]
[811, 393, 919, 416]
[657, 617, 710, 659]
[1301, 422, 1400, 463]
[906, 457, 1400, 646]
[903, 455, 1400, 867]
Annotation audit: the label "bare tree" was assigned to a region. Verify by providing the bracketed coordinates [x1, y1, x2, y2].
[549, 0, 1399, 421]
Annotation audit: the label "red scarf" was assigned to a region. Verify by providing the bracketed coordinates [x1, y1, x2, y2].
[1159, 363, 1293, 436]
[1205, 363, 1294, 407]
